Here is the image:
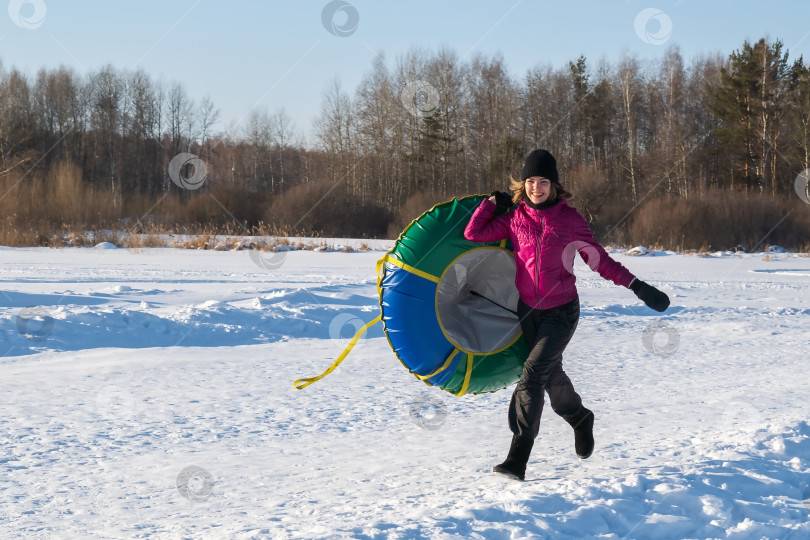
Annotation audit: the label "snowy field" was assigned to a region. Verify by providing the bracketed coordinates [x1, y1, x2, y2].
[1, 242, 810, 539]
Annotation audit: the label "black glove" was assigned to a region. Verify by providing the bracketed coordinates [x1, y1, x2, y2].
[489, 191, 512, 208]
[630, 279, 670, 312]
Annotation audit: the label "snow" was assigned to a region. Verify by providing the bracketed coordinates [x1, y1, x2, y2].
[1, 243, 810, 538]
[624, 245, 670, 256]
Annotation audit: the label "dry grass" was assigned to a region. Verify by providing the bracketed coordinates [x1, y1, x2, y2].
[173, 235, 214, 250]
[387, 191, 447, 239]
[0, 159, 307, 248]
[265, 179, 391, 238]
[3, 160, 807, 253]
[626, 189, 810, 252]
[128, 234, 168, 248]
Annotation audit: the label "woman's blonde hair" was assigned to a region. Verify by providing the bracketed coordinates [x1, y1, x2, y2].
[508, 174, 573, 204]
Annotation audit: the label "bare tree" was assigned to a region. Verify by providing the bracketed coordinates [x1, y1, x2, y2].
[271, 108, 294, 191]
[166, 82, 194, 155]
[243, 108, 273, 190]
[315, 77, 355, 185]
[0, 68, 36, 177]
[198, 95, 220, 153]
[617, 56, 643, 201]
[88, 65, 124, 204]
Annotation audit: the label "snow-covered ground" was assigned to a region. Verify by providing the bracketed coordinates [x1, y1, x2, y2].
[1, 243, 809, 539]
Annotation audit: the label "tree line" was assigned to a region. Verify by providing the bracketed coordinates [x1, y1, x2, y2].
[1, 37, 809, 249]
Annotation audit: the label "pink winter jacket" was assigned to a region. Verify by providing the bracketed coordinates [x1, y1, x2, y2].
[464, 198, 636, 310]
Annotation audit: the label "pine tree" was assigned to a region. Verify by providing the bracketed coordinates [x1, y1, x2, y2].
[709, 38, 795, 194]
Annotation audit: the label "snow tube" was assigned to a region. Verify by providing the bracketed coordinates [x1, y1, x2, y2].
[294, 195, 529, 396]
[378, 195, 529, 395]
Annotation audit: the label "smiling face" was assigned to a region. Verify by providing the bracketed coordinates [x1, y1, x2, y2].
[525, 176, 552, 204]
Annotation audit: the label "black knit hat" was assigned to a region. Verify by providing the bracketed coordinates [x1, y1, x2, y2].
[521, 149, 558, 182]
[520, 149, 572, 198]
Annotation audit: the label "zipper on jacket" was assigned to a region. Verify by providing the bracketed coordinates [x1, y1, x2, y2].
[534, 215, 543, 309]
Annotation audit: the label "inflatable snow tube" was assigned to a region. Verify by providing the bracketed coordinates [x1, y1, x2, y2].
[378, 195, 529, 395]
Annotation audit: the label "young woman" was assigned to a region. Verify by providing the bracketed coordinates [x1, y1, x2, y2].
[464, 149, 670, 481]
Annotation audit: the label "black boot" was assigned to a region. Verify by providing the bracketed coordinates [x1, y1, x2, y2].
[492, 435, 534, 481]
[564, 407, 594, 459]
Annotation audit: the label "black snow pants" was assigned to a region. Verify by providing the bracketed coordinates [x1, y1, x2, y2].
[508, 295, 583, 440]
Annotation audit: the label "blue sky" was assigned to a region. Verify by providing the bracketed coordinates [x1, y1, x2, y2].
[2, 0, 809, 144]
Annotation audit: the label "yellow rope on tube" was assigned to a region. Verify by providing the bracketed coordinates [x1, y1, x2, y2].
[293, 313, 382, 390]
